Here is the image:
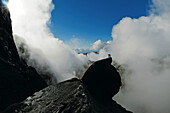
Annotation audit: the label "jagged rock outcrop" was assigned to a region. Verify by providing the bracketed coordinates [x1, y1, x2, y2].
[3, 57, 132, 113]
[3, 78, 132, 113]
[0, 1, 132, 112]
[0, 1, 47, 111]
[82, 57, 121, 102]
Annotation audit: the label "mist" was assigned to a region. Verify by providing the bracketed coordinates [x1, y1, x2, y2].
[7, 0, 170, 112]
[88, 0, 170, 112]
[8, 0, 89, 83]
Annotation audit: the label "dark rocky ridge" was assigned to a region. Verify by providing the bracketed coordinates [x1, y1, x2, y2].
[0, 1, 132, 112]
[3, 57, 132, 113]
[3, 78, 132, 113]
[0, 1, 47, 111]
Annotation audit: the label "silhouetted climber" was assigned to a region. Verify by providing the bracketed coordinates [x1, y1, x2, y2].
[108, 54, 111, 58]
[82, 55, 121, 102]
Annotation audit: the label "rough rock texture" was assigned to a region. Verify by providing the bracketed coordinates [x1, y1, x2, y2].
[0, 2, 47, 111]
[3, 78, 132, 113]
[0, 1, 132, 112]
[82, 57, 121, 102]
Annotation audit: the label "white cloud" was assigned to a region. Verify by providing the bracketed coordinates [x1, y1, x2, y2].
[65, 38, 81, 49]
[8, 0, 88, 82]
[90, 40, 111, 51]
[8, 0, 170, 112]
[88, 0, 170, 112]
[151, 0, 170, 15]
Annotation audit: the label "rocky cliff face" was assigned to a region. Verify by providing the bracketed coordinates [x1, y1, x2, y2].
[2, 56, 132, 113]
[3, 78, 132, 113]
[0, 1, 132, 113]
[0, 2, 47, 111]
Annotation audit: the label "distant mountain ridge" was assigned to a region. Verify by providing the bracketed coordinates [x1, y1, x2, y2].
[74, 48, 99, 55]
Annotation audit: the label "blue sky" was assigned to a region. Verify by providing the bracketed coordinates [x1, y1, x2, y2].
[49, 0, 151, 48]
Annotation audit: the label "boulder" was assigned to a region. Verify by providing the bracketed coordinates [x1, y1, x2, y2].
[0, 1, 132, 112]
[3, 78, 132, 113]
[82, 57, 122, 102]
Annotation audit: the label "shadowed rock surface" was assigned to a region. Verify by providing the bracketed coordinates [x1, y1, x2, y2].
[0, 1, 132, 112]
[0, 1, 47, 111]
[82, 57, 122, 102]
[3, 78, 132, 113]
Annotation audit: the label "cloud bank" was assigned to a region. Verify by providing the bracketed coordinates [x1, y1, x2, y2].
[8, 0, 88, 83]
[90, 40, 111, 51]
[91, 0, 170, 112]
[8, 0, 170, 112]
